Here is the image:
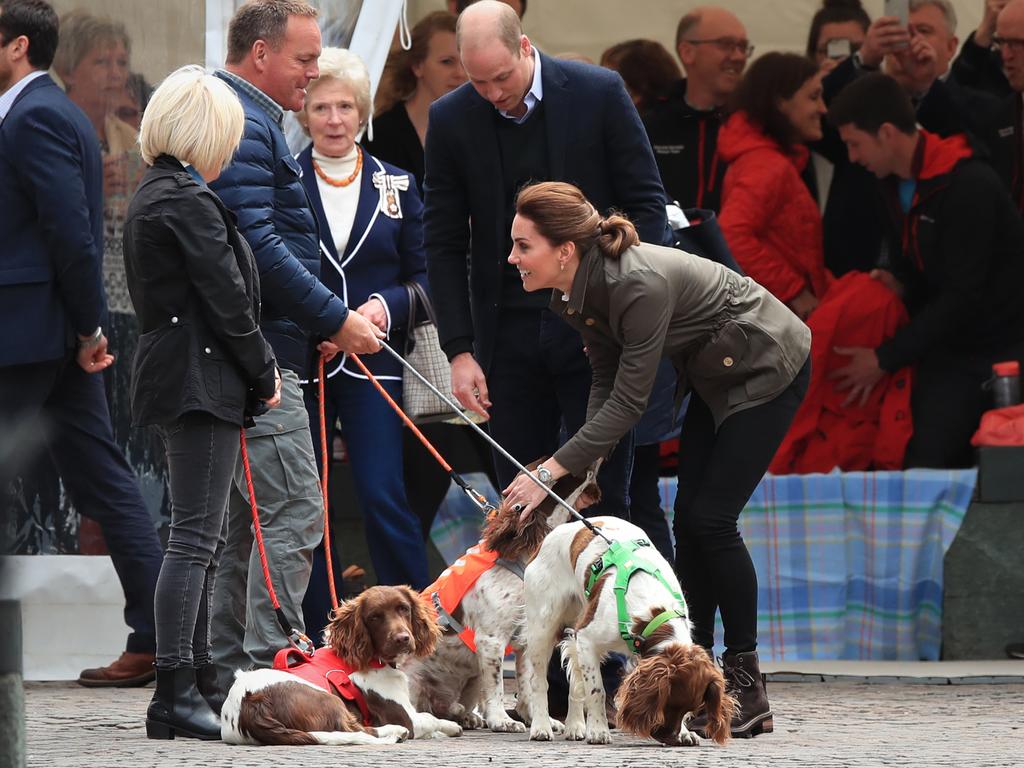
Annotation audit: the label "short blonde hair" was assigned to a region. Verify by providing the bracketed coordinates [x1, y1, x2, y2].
[138, 65, 245, 171]
[302, 47, 371, 130]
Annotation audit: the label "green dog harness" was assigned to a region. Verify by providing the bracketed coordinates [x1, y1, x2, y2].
[583, 537, 689, 655]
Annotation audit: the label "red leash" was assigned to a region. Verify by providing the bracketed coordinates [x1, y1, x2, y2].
[348, 352, 496, 515]
[318, 355, 339, 611]
[236, 354, 339, 655]
[240, 426, 315, 656]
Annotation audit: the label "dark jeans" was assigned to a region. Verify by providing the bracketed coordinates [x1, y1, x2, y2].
[486, 308, 633, 515]
[0, 355, 162, 653]
[673, 360, 810, 655]
[154, 412, 238, 668]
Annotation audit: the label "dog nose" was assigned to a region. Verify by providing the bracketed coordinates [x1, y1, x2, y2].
[393, 631, 412, 648]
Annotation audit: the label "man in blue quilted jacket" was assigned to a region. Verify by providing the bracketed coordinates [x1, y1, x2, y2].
[206, 0, 383, 707]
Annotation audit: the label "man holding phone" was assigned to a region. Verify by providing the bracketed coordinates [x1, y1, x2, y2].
[816, 0, 990, 276]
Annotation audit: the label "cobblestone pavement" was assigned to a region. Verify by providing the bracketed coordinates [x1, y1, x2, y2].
[24, 680, 1024, 767]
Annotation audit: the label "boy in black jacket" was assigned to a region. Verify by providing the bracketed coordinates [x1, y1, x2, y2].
[828, 73, 1024, 468]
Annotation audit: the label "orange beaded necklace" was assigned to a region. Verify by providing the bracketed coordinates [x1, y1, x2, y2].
[312, 147, 362, 188]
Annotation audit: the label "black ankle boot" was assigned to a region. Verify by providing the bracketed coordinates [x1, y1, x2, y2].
[722, 651, 773, 738]
[194, 664, 226, 717]
[146, 666, 222, 740]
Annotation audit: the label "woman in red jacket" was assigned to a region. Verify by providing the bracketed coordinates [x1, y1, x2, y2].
[718, 53, 830, 320]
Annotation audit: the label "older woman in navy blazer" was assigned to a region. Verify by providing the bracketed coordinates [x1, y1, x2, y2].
[297, 48, 429, 602]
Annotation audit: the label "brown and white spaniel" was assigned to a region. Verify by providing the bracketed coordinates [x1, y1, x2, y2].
[404, 461, 600, 733]
[221, 585, 463, 745]
[522, 517, 735, 746]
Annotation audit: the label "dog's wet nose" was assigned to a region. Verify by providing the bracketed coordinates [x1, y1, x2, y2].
[392, 631, 412, 649]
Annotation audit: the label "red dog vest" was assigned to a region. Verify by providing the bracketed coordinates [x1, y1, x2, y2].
[272, 646, 384, 726]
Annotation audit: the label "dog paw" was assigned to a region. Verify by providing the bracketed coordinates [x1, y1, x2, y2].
[677, 729, 700, 747]
[461, 711, 486, 730]
[378, 725, 409, 742]
[488, 718, 526, 733]
[563, 719, 586, 741]
[530, 724, 554, 741]
[586, 728, 612, 745]
[549, 718, 565, 735]
[439, 719, 463, 738]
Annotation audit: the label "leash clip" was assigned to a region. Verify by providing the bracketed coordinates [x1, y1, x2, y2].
[288, 629, 316, 657]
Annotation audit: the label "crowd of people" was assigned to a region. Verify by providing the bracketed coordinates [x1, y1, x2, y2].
[3, 0, 1024, 744]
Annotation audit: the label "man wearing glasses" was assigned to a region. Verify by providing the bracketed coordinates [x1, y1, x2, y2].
[951, 0, 1024, 214]
[643, 6, 751, 212]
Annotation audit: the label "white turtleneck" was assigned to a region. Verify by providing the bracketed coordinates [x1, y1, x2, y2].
[312, 144, 362, 257]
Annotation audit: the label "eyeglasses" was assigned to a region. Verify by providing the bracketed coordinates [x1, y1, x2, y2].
[992, 36, 1024, 53]
[683, 37, 755, 58]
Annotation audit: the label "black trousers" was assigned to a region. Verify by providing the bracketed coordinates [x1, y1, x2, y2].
[485, 308, 633, 515]
[673, 360, 810, 655]
[0, 355, 163, 653]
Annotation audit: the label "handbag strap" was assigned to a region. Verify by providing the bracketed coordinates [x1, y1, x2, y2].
[404, 280, 437, 327]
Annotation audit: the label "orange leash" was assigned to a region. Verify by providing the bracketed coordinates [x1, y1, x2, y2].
[318, 355, 339, 611]
[240, 427, 315, 655]
[348, 352, 496, 515]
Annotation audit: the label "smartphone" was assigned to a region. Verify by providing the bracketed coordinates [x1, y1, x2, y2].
[826, 38, 852, 60]
[884, 0, 909, 27]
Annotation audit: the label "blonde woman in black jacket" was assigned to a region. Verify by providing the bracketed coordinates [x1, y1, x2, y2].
[122, 65, 278, 741]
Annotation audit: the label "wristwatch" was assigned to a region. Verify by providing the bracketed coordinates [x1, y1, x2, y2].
[536, 465, 555, 487]
[78, 326, 103, 349]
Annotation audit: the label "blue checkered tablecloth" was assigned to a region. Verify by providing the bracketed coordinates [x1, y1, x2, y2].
[660, 469, 977, 661]
[428, 468, 977, 662]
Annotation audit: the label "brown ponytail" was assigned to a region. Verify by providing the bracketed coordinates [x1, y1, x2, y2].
[515, 181, 638, 259]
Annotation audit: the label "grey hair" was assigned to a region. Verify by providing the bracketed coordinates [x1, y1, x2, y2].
[303, 47, 371, 128]
[910, 0, 957, 35]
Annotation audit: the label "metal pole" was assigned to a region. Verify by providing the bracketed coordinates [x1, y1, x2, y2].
[377, 340, 609, 540]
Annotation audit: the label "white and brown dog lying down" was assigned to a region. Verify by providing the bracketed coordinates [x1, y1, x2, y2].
[221, 585, 463, 745]
[404, 462, 601, 733]
[523, 517, 735, 746]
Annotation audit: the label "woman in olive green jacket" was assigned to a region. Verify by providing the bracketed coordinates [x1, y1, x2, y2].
[503, 181, 810, 738]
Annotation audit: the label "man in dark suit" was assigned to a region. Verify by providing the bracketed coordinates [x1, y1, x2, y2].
[424, 0, 670, 514]
[424, 0, 670, 717]
[0, 0, 162, 686]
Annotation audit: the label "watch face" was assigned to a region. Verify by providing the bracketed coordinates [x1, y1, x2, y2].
[537, 466, 552, 484]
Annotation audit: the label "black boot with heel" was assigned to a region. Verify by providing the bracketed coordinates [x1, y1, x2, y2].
[145, 666, 222, 740]
[194, 663, 226, 717]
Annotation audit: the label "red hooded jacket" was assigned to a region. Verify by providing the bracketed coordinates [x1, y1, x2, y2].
[718, 111, 832, 303]
[770, 272, 913, 473]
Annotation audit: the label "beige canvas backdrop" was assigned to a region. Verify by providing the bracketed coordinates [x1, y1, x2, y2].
[407, 0, 985, 63]
[43, 1, 988, 87]
[49, 0, 205, 86]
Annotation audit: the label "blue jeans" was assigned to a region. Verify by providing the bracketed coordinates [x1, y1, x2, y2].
[306, 373, 428, 588]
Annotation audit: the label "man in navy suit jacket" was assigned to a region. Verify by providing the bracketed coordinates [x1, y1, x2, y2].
[424, 1, 670, 507]
[0, 0, 162, 686]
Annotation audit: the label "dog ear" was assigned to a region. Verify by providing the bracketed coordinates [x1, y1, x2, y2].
[328, 597, 375, 667]
[613, 655, 670, 737]
[399, 585, 441, 657]
[700, 668, 736, 745]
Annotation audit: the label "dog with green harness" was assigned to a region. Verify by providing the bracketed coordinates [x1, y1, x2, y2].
[522, 516, 735, 747]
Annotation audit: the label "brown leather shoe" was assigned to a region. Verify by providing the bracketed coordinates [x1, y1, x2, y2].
[78, 651, 155, 687]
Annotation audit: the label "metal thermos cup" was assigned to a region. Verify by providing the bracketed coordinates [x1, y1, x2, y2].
[991, 361, 1021, 409]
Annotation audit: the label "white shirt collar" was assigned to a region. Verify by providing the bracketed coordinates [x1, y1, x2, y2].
[0, 70, 48, 121]
[499, 47, 543, 124]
